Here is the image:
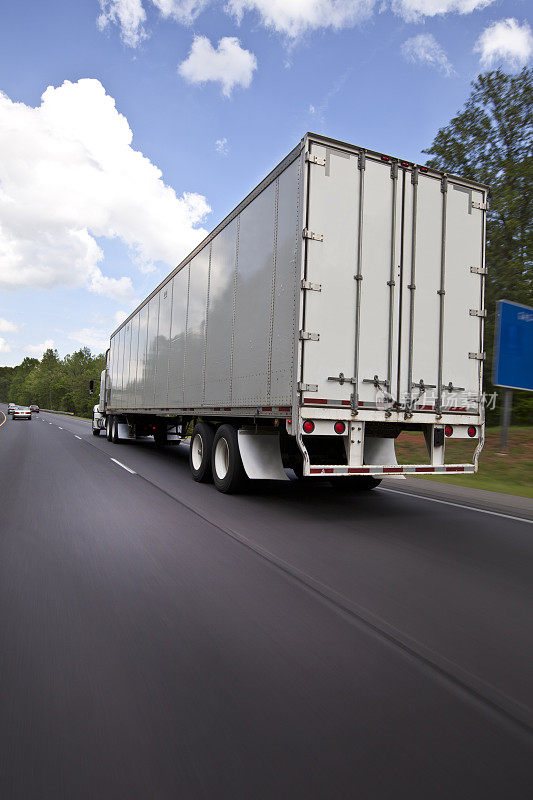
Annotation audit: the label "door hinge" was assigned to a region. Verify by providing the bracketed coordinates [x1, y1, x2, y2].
[471, 200, 488, 211]
[301, 279, 322, 291]
[303, 228, 323, 242]
[305, 152, 326, 166]
[299, 330, 320, 341]
[298, 382, 318, 392]
[470, 266, 488, 275]
[469, 309, 487, 318]
[468, 352, 486, 361]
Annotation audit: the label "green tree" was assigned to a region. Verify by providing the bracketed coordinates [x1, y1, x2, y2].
[0, 348, 105, 417]
[424, 68, 533, 424]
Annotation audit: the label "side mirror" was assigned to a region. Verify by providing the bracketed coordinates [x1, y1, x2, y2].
[89, 380, 94, 395]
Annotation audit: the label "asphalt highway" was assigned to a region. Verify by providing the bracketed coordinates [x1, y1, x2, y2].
[1, 405, 532, 799]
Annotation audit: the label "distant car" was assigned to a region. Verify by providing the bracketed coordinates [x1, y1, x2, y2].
[12, 407, 31, 420]
[29, 405, 40, 413]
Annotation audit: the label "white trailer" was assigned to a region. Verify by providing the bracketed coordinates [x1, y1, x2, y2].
[93, 133, 488, 492]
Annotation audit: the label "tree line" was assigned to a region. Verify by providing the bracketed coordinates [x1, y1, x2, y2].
[0, 348, 105, 418]
[1, 69, 531, 424]
[424, 68, 532, 425]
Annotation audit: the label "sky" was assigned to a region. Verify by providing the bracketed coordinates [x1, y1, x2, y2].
[0, 0, 531, 366]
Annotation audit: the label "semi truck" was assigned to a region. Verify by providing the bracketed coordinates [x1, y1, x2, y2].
[92, 132, 488, 493]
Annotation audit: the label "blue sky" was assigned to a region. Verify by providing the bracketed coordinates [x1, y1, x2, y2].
[0, 0, 531, 365]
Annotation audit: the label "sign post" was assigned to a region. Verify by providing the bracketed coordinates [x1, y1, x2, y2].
[493, 300, 533, 453]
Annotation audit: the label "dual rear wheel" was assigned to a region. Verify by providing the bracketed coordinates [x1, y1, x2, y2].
[106, 415, 121, 444]
[189, 422, 247, 494]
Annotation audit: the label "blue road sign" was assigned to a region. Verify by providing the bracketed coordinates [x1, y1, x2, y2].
[493, 300, 533, 392]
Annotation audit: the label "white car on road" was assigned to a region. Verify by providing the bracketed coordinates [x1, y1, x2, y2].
[12, 407, 32, 420]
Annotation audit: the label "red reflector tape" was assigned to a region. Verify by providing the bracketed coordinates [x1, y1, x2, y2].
[348, 467, 370, 473]
[415, 467, 435, 472]
[446, 466, 465, 472]
[303, 398, 328, 405]
[383, 467, 403, 473]
[262, 406, 272, 411]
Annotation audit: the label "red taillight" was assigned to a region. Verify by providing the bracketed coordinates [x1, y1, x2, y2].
[467, 426, 477, 438]
[334, 421, 346, 434]
[419, 166, 429, 173]
[303, 420, 315, 434]
[152, 426, 156, 430]
[400, 160, 410, 167]
[445, 425, 453, 437]
[381, 155, 390, 162]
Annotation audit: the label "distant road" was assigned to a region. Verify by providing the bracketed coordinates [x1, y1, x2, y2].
[1, 404, 532, 798]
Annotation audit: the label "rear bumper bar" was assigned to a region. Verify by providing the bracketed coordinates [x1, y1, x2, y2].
[307, 464, 475, 476]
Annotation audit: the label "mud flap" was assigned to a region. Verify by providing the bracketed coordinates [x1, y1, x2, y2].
[237, 431, 289, 480]
[363, 436, 398, 466]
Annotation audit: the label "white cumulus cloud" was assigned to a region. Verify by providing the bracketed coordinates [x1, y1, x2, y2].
[215, 137, 229, 155]
[151, 0, 210, 23]
[98, 0, 147, 47]
[401, 33, 455, 76]
[0, 318, 18, 333]
[226, 0, 375, 38]
[0, 337, 11, 354]
[68, 328, 110, 353]
[178, 36, 257, 97]
[474, 18, 533, 69]
[98, 1, 209, 46]
[114, 309, 130, 326]
[25, 339, 55, 356]
[391, 0, 495, 23]
[0, 78, 210, 300]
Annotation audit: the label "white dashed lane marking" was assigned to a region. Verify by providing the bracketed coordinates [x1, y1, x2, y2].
[110, 458, 136, 475]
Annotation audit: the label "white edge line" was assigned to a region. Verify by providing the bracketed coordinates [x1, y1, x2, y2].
[75, 435, 82, 440]
[110, 458, 136, 475]
[380, 487, 533, 525]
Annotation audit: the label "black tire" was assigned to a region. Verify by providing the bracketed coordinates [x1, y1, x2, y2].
[331, 476, 382, 490]
[189, 422, 215, 483]
[111, 417, 121, 444]
[106, 416, 113, 441]
[212, 424, 247, 494]
[154, 424, 168, 448]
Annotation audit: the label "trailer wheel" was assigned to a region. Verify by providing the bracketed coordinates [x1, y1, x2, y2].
[106, 416, 113, 441]
[189, 422, 214, 483]
[212, 424, 247, 494]
[154, 424, 167, 448]
[111, 417, 121, 444]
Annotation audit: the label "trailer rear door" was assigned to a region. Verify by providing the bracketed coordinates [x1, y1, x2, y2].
[300, 139, 486, 415]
